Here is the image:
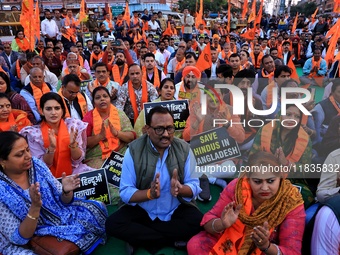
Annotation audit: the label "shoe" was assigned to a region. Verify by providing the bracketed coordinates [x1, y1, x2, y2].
[174, 241, 187, 250]
[198, 174, 212, 202]
[125, 242, 134, 255]
[215, 178, 227, 190]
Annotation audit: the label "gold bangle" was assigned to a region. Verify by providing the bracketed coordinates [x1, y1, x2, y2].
[68, 143, 79, 149]
[27, 213, 38, 220]
[147, 189, 154, 200]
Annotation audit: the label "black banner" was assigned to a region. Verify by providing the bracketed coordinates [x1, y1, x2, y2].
[143, 99, 189, 130]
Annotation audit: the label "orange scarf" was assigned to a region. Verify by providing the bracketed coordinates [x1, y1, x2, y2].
[90, 52, 103, 67]
[329, 95, 340, 114]
[261, 69, 274, 80]
[112, 64, 128, 85]
[142, 66, 160, 88]
[134, 32, 143, 44]
[63, 16, 77, 42]
[133, 17, 140, 26]
[175, 58, 185, 72]
[171, 28, 178, 36]
[30, 82, 51, 113]
[105, 18, 113, 29]
[128, 80, 148, 122]
[0, 109, 31, 132]
[78, 55, 84, 67]
[15, 38, 30, 52]
[93, 78, 110, 88]
[211, 177, 303, 255]
[92, 105, 121, 159]
[221, 51, 232, 62]
[41, 120, 72, 178]
[250, 52, 263, 69]
[58, 89, 88, 118]
[116, 20, 123, 27]
[16, 60, 21, 79]
[309, 57, 321, 78]
[261, 123, 309, 163]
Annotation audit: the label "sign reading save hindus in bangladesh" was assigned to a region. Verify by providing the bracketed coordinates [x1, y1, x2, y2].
[190, 127, 241, 166]
[143, 99, 189, 130]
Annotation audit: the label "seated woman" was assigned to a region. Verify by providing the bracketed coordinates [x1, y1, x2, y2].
[187, 151, 305, 255]
[20, 92, 90, 178]
[0, 71, 36, 124]
[249, 104, 314, 208]
[0, 131, 107, 255]
[11, 30, 30, 53]
[134, 78, 182, 138]
[0, 93, 31, 132]
[83, 86, 135, 169]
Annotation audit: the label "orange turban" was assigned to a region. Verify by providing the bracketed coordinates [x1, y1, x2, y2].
[182, 66, 201, 79]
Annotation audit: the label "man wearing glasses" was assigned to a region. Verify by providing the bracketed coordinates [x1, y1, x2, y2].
[59, 74, 93, 120]
[106, 106, 202, 254]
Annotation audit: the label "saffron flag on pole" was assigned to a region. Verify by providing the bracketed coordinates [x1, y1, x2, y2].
[334, 0, 340, 13]
[123, 1, 131, 28]
[311, 7, 318, 22]
[242, 0, 248, 20]
[325, 26, 340, 66]
[79, 0, 86, 22]
[196, 0, 204, 28]
[255, 0, 264, 26]
[248, 0, 256, 23]
[291, 13, 298, 34]
[227, 0, 231, 33]
[241, 27, 255, 40]
[196, 42, 212, 72]
[34, 1, 40, 41]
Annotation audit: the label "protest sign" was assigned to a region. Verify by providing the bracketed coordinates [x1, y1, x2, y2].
[190, 127, 241, 166]
[58, 169, 110, 205]
[143, 99, 189, 130]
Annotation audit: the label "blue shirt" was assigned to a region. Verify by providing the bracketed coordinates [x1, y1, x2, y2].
[120, 142, 201, 221]
[303, 57, 327, 76]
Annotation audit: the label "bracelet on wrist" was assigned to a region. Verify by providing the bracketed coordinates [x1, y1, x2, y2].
[260, 242, 271, 252]
[27, 213, 38, 220]
[62, 187, 71, 195]
[46, 147, 55, 154]
[68, 143, 79, 149]
[147, 189, 154, 200]
[211, 218, 224, 233]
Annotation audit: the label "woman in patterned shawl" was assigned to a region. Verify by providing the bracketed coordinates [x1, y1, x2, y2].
[0, 131, 107, 255]
[187, 151, 305, 255]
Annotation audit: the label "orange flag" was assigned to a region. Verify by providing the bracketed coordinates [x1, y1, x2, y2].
[196, 42, 212, 72]
[326, 18, 340, 38]
[34, 1, 40, 41]
[311, 7, 318, 21]
[325, 26, 340, 65]
[242, 0, 248, 19]
[248, 0, 256, 23]
[288, 57, 300, 84]
[227, 0, 231, 33]
[334, 0, 340, 13]
[255, 0, 264, 26]
[163, 21, 172, 36]
[196, 0, 204, 29]
[241, 27, 255, 40]
[123, 1, 131, 28]
[291, 13, 298, 34]
[79, 0, 86, 22]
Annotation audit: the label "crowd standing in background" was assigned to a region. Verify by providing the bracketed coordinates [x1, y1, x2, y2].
[0, 4, 340, 254]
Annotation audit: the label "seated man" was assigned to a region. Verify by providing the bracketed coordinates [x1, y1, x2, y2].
[300, 47, 327, 87]
[105, 106, 203, 254]
[20, 67, 57, 122]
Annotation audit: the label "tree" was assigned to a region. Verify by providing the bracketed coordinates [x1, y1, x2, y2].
[290, 2, 317, 17]
[178, 0, 227, 14]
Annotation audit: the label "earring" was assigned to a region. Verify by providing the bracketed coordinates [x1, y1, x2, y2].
[1, 164, 5, 170]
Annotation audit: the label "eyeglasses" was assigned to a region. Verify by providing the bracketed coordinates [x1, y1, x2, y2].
[149, 125, 175, 135]
[178, 45, 186, 48]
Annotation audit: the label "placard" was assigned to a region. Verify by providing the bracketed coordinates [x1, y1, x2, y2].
[190, 127, 241, 166]
[143, 99, 189, 130]
[101, 151, 124, 188]
[58, 169, 110, 205]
